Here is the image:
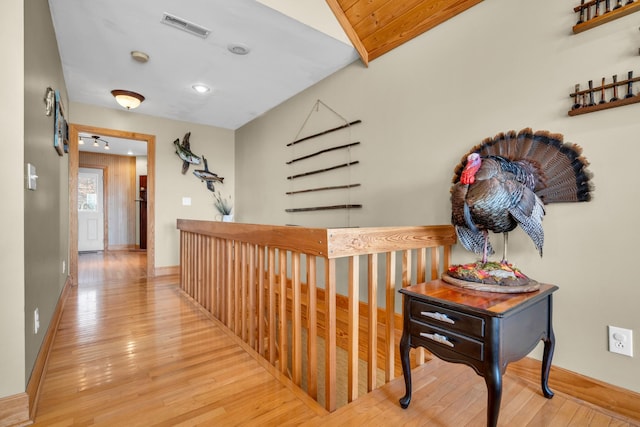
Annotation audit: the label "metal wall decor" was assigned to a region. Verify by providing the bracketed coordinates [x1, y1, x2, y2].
[173, 131, 224, 192]
[53, 90, 68, 156]
[173, 132, 201, 174]
[44, 87, 54, 116]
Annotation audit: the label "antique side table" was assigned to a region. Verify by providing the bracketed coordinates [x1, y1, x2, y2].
[399, 279, 558, 427]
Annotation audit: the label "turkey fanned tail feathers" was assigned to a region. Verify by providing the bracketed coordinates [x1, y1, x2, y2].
[450, 128, 592, 257]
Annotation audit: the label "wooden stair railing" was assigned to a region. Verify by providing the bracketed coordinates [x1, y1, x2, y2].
[177, 220, 456, 412]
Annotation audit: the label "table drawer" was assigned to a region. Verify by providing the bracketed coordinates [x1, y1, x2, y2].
[410, 300, 485, 339]
[410, 320, 484, 361]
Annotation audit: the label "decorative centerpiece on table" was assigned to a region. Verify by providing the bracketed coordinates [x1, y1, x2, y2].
[213, 191, 233, 222]
[445, 128, 593, 293]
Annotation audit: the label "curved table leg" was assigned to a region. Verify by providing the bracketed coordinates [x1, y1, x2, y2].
[484, 362, 502, 427]
[399, 330, 412, 409]
[541, 325, 555, 398]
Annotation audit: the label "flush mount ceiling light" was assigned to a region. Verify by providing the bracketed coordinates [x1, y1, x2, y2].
[111, 89, 145, 110]
[192, 84, 210, 94]
[227, 43, 250, 55]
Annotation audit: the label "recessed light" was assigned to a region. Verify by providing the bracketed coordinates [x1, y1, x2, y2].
[228, 43, 250, 55]
[192, 84, 211, 94]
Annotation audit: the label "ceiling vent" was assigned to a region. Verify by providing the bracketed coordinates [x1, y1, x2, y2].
[161, 13, 211, 39]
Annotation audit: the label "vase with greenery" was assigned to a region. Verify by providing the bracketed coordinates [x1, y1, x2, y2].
[213, 191, 233, 221]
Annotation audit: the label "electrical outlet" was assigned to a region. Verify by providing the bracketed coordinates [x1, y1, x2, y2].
[34, 308, 40, 334]
[608, 326, 633, 357]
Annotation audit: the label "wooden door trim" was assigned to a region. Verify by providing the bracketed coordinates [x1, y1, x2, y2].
[69, 124, 156, 282]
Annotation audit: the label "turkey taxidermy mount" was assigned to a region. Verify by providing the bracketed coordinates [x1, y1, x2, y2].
[446, 128, 593, 291]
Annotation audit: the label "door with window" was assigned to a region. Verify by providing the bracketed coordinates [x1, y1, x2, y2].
[78, 168, 104, 251]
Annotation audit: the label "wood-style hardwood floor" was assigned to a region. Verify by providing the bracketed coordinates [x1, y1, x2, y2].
[32, 251, 639, 426]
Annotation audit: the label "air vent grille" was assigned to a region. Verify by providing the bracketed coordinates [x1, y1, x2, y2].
[161, 13, 211, 38]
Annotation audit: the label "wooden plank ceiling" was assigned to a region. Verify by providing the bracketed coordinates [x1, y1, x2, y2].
[326, 0, 483, 66]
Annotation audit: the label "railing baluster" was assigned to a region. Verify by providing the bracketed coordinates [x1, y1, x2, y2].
[325, 258, 337, 412]
[292, 251, 302, 386]
[403, 249, 424, 364]
[226, 239, 233, 330]
[347, 255, 359, 403]
[248, 243, 256, 348]
[179, 231, 184, 292]
[431, 246, 440, 280]
[196, 234, 203, 304]
[402, 249, 412, 287]
[307, 255, 318, 399]
[278, 250, 288, 375]
[241, 242, 247, 342]
[417, 247, 426, 283]
[214, 238, 221, 318]
[268, 247, 276, 364]
[385, 251, 396, 381]
[188, 232, 194, 297]
[234, 241, 241, 336]
[257, 245, 265, 356]
[198, 235, 204, 308]
[443, 245, 451, 273]
[368, 253, 378, 392]
[204, 236, 210, 311]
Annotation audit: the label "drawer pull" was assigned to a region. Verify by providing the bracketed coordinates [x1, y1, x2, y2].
[420, 332, 454, 348]
[421, 311, 455, 324]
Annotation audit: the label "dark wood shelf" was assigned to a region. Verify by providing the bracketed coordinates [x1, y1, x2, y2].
[569, 74, 639, 115]
[568, 94, 640, 115]
[573, 1, 640, 34]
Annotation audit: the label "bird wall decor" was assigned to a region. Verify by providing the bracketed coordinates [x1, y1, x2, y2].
[447, 128, 592, 289]
[173, 132, 201, 174]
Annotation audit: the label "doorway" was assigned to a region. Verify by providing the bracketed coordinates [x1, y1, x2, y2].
[78, 167, 105, 251]
[69, 124, 156, 283]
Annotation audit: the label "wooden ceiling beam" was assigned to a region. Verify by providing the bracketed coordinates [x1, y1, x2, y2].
[352, 0, 425, 41]
[326, 0, 370, 66]
[326, 0, 483, 66]
[364, 0, 483, 62]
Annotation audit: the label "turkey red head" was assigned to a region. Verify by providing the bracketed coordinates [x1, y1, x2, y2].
[460, 152, 481, 185]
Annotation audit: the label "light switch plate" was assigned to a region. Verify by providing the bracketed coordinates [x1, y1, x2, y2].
[27, 163, 38, 190]
[182, 197, 191, 206]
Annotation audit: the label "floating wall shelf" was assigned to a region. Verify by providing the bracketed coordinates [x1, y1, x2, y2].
[573, 1, 640, 34]
[568, 73, 640, 116]
[569, 94, 640, 115]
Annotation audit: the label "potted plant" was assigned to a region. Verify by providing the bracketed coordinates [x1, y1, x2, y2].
[213, 191, 233, 222]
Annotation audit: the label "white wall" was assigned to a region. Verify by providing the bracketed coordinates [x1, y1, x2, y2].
[236, 0, 640, 392]
[70, 103, 235, 268]
[0, 0, 25, 397]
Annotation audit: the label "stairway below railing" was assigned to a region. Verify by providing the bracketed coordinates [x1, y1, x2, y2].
[177, 220, 456, 412]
